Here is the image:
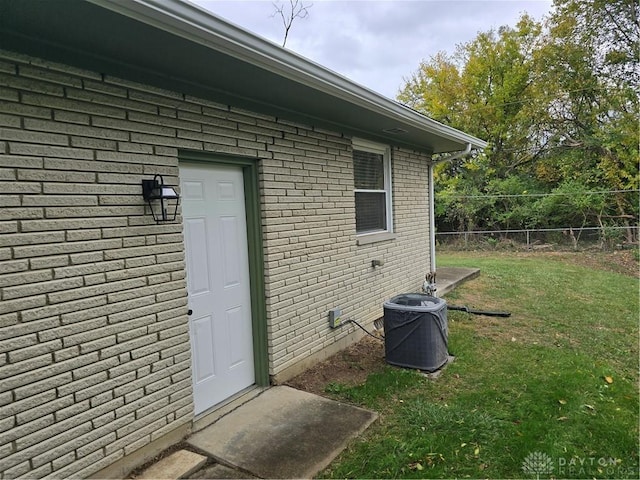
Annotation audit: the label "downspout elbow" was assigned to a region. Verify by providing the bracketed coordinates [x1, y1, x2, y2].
[432, 142, 473, 165]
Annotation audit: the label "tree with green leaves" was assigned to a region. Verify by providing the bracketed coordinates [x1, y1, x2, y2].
[398, 0, 639, 245]
[399, 15, 547, 233]
[532, 0, 639, 241]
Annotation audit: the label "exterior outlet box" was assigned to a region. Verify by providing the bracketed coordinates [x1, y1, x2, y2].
[328, 308, 342, 328]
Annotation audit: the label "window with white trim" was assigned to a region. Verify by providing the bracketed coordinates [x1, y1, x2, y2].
[353, 139, 393, 235]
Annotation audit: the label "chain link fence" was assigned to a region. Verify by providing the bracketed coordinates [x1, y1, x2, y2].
[436, 226, 639, 251]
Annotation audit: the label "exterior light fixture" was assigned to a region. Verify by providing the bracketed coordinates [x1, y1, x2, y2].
[141, 174, 180, 223]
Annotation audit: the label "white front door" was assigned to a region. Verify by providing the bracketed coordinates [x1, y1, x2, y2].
[181, 162, 255, 414]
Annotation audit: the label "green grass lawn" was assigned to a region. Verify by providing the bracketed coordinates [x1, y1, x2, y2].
[321, 252, 639, 479]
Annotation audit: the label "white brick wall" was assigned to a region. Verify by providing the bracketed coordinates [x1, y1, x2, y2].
[0, 48, 432, 478]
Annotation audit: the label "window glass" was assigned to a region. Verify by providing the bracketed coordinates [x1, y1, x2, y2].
[355, 191, 386, 232]
[354, 150, 384, 190]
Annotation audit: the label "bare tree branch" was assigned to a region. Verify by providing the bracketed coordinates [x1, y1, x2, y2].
[272, 0, 312, 47]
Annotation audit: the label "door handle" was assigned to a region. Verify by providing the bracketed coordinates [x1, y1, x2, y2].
[187, 309, 193, 316]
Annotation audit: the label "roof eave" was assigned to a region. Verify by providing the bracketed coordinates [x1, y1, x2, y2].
[88, 0, 488, 152]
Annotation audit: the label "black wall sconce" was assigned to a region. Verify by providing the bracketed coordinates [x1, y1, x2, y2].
[141, 174, 180, 223]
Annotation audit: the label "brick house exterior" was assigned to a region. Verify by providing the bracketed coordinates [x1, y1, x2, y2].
[0, 1, 485, 478]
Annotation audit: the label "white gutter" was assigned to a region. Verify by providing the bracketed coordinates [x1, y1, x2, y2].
[428, 143, 474, 276]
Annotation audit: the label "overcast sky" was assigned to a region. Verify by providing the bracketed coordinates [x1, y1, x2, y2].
[190, 0, 553, 99]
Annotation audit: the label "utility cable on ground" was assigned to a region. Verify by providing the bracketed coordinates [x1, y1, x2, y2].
[346, 318, 384, 340]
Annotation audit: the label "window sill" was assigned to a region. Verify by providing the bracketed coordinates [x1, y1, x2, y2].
[356, 232, 397, 245]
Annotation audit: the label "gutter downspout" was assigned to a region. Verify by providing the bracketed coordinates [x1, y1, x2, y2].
[428, 142, 473, 281]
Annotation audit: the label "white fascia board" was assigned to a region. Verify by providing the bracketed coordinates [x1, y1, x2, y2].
[89, 0, 487, 151]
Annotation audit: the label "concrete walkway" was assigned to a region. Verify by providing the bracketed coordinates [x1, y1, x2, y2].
[186, 386, 376, 479]
[137, 386, 377, 479]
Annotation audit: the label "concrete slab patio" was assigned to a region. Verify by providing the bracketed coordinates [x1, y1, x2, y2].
[436, 266, 480, 297]
[186, 386, 377, 479]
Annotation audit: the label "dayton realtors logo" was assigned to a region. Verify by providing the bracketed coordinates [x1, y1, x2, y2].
[522, 451, 636, 478]
[522, 451, 554, 479]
